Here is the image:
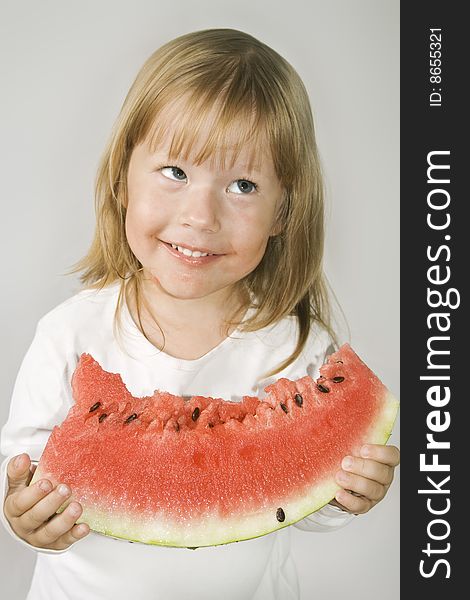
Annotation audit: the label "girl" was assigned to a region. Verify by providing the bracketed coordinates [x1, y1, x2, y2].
[1, 28, 399, 600]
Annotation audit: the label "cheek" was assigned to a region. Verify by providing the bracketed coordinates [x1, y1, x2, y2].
[127, 195, 154, 224]
[125, 193, 167, 240]
[124, 210, 142, 259]
[124, 204, 156, 258]
[234, 209, 275, 254]
[233, 226, 271, 270]
[125, 204, 141, 239]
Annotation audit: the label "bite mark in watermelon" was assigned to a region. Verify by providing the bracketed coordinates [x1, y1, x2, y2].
[30, 344, 399, 547]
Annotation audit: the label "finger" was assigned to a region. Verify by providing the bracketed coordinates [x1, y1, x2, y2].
[328, 498, 349, 512]
[21, 483, 73, 534]
[335, 470, 385, 502]
[6, 454, 33, 493]
[360, 444, 400, 467]
[335, 489, 372, 515]
[49, 522, 90, 551]
[30, 503, 88, 549]
[5, 478, 54, 519]
[341, 455, 394, 486]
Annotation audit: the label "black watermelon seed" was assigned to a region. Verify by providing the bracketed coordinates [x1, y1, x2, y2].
[124, 413, 138, 424]
[294, 393, 303, 407]
[192, 407, 200, 422]
[332, 376, 345, 383]
[98, 413, 108, 423]
[280, 403, 288, 414]
[335, 360, 344, 364]
[175, 422, 180, 432]
[89, 402, 101, 413]
[276, 507, 286, 522]
[208, 422, 214, 428]
[317, 383, 330, 393]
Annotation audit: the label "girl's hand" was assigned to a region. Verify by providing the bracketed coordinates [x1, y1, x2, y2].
[4, 453, 90, 550]
[331, 444, 400, 514]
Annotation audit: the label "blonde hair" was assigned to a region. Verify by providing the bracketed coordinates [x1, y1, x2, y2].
[67, 28, 338, 378]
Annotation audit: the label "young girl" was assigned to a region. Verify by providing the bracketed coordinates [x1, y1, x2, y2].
[1, 28, 399, 600]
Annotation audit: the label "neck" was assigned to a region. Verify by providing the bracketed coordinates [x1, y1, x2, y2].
[137, 273, 248, 337]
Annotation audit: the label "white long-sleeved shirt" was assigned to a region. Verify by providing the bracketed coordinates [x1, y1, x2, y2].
[1, 282, 353, 600]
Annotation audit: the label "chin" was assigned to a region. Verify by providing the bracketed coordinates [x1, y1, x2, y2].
[148, 273, 221, 300]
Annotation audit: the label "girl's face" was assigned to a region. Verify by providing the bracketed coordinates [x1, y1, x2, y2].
[125, 126, 283, 304]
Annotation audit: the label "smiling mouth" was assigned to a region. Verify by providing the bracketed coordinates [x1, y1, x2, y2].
[161, 240, 223, 258]
[170, 243, 214, 258]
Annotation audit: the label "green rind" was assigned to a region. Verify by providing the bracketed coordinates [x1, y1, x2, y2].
[32, 390, 399, 548]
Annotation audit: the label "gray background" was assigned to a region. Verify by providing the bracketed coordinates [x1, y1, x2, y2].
[0, 1, 399, 598]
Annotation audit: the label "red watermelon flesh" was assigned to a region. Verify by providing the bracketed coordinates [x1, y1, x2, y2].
[30, 344, 399, 547]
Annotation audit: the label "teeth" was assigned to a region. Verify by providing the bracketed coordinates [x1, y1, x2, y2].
[171, 243, 211, 257]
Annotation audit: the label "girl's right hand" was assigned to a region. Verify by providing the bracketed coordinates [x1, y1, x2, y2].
[4, 453, 90, 550]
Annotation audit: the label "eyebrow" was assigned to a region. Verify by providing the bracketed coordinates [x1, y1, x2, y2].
[151, 149, 264, 174]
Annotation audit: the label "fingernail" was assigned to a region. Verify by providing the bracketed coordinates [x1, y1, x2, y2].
[76, 524, 88, 536]
[58, 484, 70, 496]
[69, 504, 80, 516]
[335, 490, 346, 503]
[342, 456, 353, 470]
[361, 445, 370, 457]
[39, 480, 52, 492]
[14, 455, 23, 468]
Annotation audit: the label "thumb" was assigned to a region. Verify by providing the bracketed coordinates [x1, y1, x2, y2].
[6, 453, 33, 493]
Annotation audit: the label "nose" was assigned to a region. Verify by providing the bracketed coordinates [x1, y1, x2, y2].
[178, 186, 221, 233]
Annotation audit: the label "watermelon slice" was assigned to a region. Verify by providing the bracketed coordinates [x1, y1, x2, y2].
[30, 344, 399, 547]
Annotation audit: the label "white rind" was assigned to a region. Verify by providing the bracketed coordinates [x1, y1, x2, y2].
[37, 473, 341, 547]
[364, 391, 400, 444]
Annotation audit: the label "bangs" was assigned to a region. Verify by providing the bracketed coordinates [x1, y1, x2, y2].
[146, 79, 270, 173]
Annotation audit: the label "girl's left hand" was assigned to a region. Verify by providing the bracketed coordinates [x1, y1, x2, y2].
[331, 444, 400, 514]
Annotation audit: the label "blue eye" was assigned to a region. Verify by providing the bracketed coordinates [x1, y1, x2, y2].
[160, 166, 187, 181]
[228, 179, 258, 194]
[159, 166, 258, 194]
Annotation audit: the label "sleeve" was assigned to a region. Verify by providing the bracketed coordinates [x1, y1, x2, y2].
[1, 319, 77, 554]
[282, 327, 357, 533]
[293, 502, 355, 532]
